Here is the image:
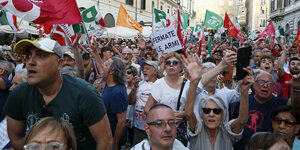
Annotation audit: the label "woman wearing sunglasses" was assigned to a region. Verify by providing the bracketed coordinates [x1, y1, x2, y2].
[183, 54, 253, 150]
[270, 105, 300, 148]
[144, 52, 190, 145]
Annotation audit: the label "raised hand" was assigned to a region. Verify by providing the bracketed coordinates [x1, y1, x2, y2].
[285, 73, 300, 90]
[181, 53, 202, 82]
[239, 66, 254, 91]
[220, 50, 237, 68]
[72, 32, 82, 48]
[133, 76, 141, 88]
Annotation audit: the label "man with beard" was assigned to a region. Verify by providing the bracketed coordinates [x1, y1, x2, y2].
[121, 48, 141, 77]
[278, 50, 300, 98]
[128, 61, 158, 145]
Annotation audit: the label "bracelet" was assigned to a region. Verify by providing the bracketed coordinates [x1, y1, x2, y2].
[293, 88, 300, 93]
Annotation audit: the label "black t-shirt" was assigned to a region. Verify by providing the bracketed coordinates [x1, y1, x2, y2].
[4, 75, 106, 150]
[231, 95, 288, 150]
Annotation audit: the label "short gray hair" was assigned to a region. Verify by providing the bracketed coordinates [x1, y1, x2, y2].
[199, 96, 227, 123]
[0, 60, 13, 78]
[251, 49, 262, 57]
[256, 72, 274, 82]
[110, 56, 126, 85]
[201, 62, 216, 69]
[18, 69, 27, 82]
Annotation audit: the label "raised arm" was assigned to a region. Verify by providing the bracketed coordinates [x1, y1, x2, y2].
[128, 77, 141, 105]
[91, 40, 104, 75]
[181, 53, 202, 132]
[230, 67, 254, 134]
[201, 51, 237, 86]
[286, 73, 300, 107]
[277, 48, 287, 78]
[72, 33, 85, 79]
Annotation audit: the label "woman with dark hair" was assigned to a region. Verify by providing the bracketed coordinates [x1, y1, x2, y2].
[272, 44, 282, 57]
[271, 105, 300, 148]
[24, 117, 77, 150]
[248, 133, 291, 150]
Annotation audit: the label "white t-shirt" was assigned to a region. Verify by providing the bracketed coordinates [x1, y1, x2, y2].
[131, 139, 189, 150]
[151, 77, 190, 111]
[134, 80, 154, 130]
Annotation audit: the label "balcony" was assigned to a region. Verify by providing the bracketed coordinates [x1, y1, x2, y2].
[269, 8, 285, 22]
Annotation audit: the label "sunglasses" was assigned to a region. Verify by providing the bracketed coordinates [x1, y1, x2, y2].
[165, 60, 179, 66]
[272, 118, 297, 127]
[127, 70, 133, 74]
[42, 105, 52, 118]
[214, 52, 223, 56]
[202, 108, 222, 115]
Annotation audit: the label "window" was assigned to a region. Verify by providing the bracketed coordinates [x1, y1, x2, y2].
[167, 6, 170, 13]
[210, 0, 214, 6]
[284, 0, 290, 7]
[277, 0, 282, 9]
[260, 19, 266, 27]
[285, 24, 290, 32]
[271, 0, 275, 11]
[261, 9, 265, 14]
[261, 0, 266, 5]
[160, 3, 163, 11]
[126, 0, 133, 5]
[141, 0, 146, 10]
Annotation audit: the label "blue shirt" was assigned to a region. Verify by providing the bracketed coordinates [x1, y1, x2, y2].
[102, 84, 128, 136]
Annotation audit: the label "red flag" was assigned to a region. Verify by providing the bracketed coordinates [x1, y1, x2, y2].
[292, 26, 300, 47]
[258, 21, 275, 39]
[177, 9, 186, 56]
[223, 13, 238, 37]
[0, 0, 82, 24]
[237, 30, 245, 43]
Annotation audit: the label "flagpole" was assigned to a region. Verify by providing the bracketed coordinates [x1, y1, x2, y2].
[80, 22, 92, 48]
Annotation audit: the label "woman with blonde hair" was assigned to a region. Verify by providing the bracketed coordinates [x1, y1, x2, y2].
[24, 117, 77, 150]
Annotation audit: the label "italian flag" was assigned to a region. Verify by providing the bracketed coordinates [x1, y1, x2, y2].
[0, 10, 19, 31]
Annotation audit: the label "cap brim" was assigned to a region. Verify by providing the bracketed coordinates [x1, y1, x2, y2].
[14, 39, 55, 55]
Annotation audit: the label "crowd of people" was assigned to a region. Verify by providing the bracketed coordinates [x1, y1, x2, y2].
[0, 30, 299, 150]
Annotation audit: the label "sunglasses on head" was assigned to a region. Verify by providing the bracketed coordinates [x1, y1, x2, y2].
[272, 118, 297, 127]
[165, 60, 179, 66]
[202, 108, 222, 114]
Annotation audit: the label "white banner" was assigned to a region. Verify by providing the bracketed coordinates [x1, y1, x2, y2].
[150, 26, 182, 53]
[0, 117, 9, 149]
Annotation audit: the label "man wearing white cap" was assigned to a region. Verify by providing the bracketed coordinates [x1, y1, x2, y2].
[128, 61, 158, 145]
[4, 38, 113, 150]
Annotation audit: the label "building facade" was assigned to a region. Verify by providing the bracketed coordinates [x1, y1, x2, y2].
[194, 0, 246, 28]
[76, 0, 195, 28]
[269, 0, 300, 42]
[245, 0, 269, 31]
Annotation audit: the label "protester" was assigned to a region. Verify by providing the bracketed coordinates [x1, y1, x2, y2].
[101, 56, 128, 150]
[131, 104, 188, 150]
[250, 49, 263, 70]
[248, 133, 291, 150]
[271, 105, 300, 148]
[212, 49, 223, 65]
[232, 71, 300, 150]
[9, 68, 27, 91]
[24, 117, 77, 150]
[128, 61, 158, 145]
[183, 53, 253, 150]
[144, 52, 190, 146]
[4, 37, 113, 150]
[122, 48, 142, 77]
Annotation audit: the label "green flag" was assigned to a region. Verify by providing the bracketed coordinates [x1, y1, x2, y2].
[208, 36, 213, 56]
[181, 13, 189, 29]
[279, 28, 284, 36]
[152, 8, 172, 31]
[204, 10, 223, 30]
[190, 26, 194, 33]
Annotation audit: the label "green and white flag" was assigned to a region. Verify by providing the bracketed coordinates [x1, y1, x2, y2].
[193, 24, 202, 35]
[190, 26, 195, 33]
[171, 13, 189, 30]
[204, 10, 223, 30]
[0, 10, 19, 31]
[153, 8, 173, 32]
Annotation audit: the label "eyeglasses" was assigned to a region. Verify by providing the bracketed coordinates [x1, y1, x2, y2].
[255, 80, 274, 86]
[146, 120, 178, 129]
[165, 60, 179, 66]
[213, 52, 223, 56]
[127, 70, 133, 74]
[202, 108, 222, 115]
[24, 142, 65, 150]
[122, 53, 132, 56]
[42, 105, 52, 118]
[272, 118, 297, 127]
